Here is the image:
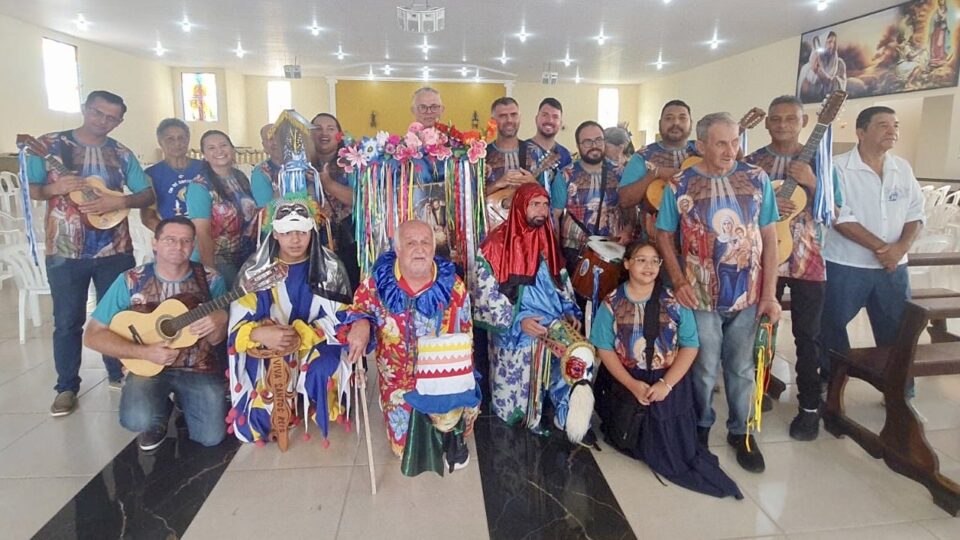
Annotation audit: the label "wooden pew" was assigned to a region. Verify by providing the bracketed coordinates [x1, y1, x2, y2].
[822, 296, 960, 516]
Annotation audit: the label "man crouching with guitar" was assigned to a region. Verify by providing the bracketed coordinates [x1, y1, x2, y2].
[84, 216, 229, 451]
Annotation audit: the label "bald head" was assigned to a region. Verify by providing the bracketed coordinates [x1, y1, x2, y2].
[395, 219, 436, 280]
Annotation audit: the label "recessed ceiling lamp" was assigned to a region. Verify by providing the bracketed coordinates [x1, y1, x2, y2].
[474, 68, 480, 82]
[595, 27, 607, 46]
[663, 0, 672, 4]
[654, 50, 665, 70]
[153, 40, 167, 56]
[74, 14, 89, 31]
[422, 66, 430, 81]
[309, 21, 322, 36]
[517, 25, 530, 43]
[397, 2, 445, 33]
[234, 41, 246, 58]
[335, 45, 346, 60]
[817, 1, 828, 11]
[574, 67, 582, 84]
[383, 64, 394, 75]
[460, 66, 469, 77]
[498, 49, 509, 65]
[180, 16, 192, 33]
[710, 29, 721, 50]
[562, 49, 573, 67]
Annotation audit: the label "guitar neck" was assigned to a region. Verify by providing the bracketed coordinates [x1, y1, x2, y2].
[42, 154, 73, 177]
[797, 123, 829, 165]
[169, 286, 247, 330]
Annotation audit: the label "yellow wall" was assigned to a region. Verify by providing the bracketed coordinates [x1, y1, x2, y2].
[334, 80, 507, 138]
[0, 13, 173, 159]
[244, 76, 331, 149]
[638, 37, 960, 179]
[512, 82, 640, 150]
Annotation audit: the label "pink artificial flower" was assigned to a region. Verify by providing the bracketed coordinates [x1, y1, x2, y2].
[337, 145, 367, 173]
[404, 131, 422, 150]
[467, 139, 487, 164]
[407, 122, 424, 133]
[421, 128, 440, 147]
[395, 144, 422, 162]
[387, 134, 402, 146]
[431, 144, 453, 161]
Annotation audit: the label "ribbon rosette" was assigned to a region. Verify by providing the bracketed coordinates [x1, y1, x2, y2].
[337, 144, 367, 173]
[467, 139, 487, 164]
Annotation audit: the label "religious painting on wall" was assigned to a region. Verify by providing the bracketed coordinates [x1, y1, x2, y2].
[797, 0, 959, 103]
[181, 72, 219, 122]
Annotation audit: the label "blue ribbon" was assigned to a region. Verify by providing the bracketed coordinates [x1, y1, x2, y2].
[17, 148, 40, 266]
[812, 125, 835, 225]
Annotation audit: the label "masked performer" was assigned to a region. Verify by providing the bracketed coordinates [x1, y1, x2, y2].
[473, 183, 595, 445]
[226, 194, 354, 448]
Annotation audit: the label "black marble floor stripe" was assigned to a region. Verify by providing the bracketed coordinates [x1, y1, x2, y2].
[474, 414, 637, 540]
[32, 431, 240, 540]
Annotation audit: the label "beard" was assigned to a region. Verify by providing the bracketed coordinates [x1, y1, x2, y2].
[526, 216, 547, 228]
[581, 151, 604, 165]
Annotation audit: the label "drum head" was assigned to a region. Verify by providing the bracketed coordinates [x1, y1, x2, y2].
[586, 238, 625, 263]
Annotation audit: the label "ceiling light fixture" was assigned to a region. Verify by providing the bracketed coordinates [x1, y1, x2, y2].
[74, 14, 89, 31]
[180, 16, 192, 33]
[368, 65, 375, 80]
[335, 44, 346, 61]
[498, 49, 509, 65]
[710, 29, 720, 50]
[562, 49, 573, 67]
[595, 27, 607, 46]
[309, 21, 321, 36]
[663, 0, 672, 4]
[422, 66, 430, 81]
[234, 41, 246, 58]
[153, 40, 167, 56]
[397, 2, 445, 33]
[655, 50, 665, 70]
[474, 68, 480, 82]
[383, 64, 394, 75]
[517, 25, 529, 43]
[574, 67, 582, 84]
[817, 1, 828, 11]
[460, 66, 469, 77]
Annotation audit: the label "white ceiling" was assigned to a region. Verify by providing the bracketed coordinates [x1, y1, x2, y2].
[0, 0, 895, 83]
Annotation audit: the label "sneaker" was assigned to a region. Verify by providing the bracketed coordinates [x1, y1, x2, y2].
[728, 433, 765, 473]
[138, 426, 168, 452]
[108, 378, 124, 391]
[697, 426, 710, 447]
[789, 410, 820, 441]
[445, 432, 469, 472]
[761, 393, 774, 412]
[50, 391, 78, 417]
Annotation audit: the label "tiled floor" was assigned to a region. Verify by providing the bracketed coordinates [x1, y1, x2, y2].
[1, 267, 959, 538]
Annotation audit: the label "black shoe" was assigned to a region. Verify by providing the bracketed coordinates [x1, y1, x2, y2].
[578, 428, 599, 449]
[727, 433, 765, 473]
[445, 432, 469, 473]
[789, 410, 820, 441]
[761, 393, 774, 412]
[697, 426, 710, 447]
[138, 426, 168, 452]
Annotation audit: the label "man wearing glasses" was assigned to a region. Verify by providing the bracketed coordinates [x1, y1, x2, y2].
[83, 217, 228, 451]
[411, 87, 445, 128]
[554, 121, 632, 282]
[27, 90, 156, 417]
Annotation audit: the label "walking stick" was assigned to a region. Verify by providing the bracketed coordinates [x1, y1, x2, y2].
[355, 359, 377, 495]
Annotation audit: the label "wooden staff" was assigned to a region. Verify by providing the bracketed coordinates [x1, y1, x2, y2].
[356, 359, 377, 495]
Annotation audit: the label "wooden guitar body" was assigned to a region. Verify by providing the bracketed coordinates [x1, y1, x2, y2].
[772, 180, 810, 265]
[109, 295, 201, 377]
[68, 176, 130, 230]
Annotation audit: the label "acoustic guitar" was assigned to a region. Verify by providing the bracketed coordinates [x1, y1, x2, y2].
[773, 90, 847, 264]
[485, 149, 563, 229]
[108, 262, 288, 377]
[645, 107, 768, 210]
[17, 134, 130, 230]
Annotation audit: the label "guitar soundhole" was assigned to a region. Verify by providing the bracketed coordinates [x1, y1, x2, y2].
[158, 317, 178, 340]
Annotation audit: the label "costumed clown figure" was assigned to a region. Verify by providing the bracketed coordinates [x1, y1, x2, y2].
[226, 194, 355, 447]
[472, 183, 595, 445]
[339, 220, 481, 476]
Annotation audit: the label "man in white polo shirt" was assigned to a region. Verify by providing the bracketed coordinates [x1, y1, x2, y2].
[820, 106, 924, 387]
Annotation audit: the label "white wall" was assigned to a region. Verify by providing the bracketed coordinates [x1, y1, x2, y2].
[244, 76, 331, 149]
[0, 13, 173, 159]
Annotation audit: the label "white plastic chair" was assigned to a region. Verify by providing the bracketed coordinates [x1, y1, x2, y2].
[0, 172, 20, 219]
[926, 185, 951, 210]
[128, 209, 155, 265]
[0, 244, 50, 343]
[909, 234, 954, 289]
[925, 204, 960, 243]
[944, 189, 960, 207]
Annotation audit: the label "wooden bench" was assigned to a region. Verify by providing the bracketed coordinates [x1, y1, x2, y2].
[822, 296, 960, 516]
[768, 288, 960, 399]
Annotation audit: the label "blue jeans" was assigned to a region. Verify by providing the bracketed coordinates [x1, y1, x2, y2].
[119, 370, 227, 447]
[820, 262, 910, 378]
[692, 305, 758, 436]
[46, 253, 135, 393]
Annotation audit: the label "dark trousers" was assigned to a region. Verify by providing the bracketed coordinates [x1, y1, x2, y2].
[776, 277, 825, 411]
[46, 253, 135, 393]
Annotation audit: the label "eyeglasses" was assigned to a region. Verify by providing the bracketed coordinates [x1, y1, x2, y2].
[631, 256, 662, 266]
[579, 137, 605, 148]
[158, 237, 195, 247]
[86, 106, 123, 124]
[416, 104, 443, 113]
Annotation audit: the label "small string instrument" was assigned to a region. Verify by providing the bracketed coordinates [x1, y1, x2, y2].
[773, 90, 847, 264]
[485, 149, 563, 229]
[17, 134, 130, 230]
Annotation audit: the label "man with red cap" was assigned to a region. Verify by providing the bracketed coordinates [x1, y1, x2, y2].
[473, 183, 595, 445]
